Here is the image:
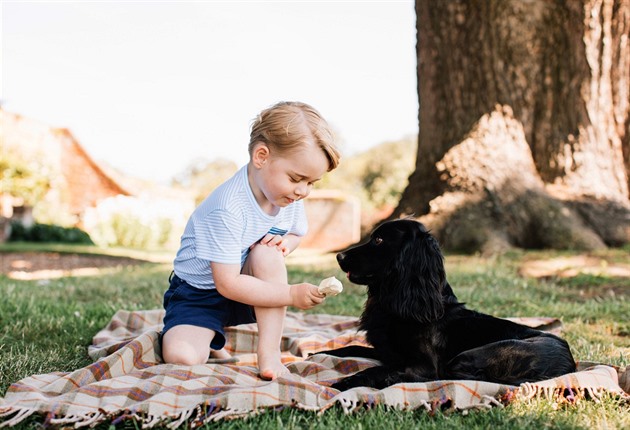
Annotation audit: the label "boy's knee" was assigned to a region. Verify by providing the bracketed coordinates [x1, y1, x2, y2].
[248, 244, 285, 266]
[161, 328, 211, 365]
[244, 245, 286, 279]
[162, 344, 207, 366]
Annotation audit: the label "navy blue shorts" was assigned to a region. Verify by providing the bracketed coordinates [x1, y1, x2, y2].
[162, 272, 256, 350]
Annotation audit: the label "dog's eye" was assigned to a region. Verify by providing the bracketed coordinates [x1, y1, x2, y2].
[373, 237, 383, 245]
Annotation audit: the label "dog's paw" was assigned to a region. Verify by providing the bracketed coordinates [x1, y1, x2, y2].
[331, 372, 374, 391]
[331, 377, 357, 391]
[308, 349, 333, 358]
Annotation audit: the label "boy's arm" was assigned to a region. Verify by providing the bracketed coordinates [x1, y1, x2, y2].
[256, 233, 302, 256]
[279, 233, 301, 255]
[211, 261, 321, 309]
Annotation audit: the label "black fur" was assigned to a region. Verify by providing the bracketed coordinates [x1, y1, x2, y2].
[322, 219, 576, 391]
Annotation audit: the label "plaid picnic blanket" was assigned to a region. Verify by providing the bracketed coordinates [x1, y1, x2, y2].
[1, 310, 628, 428]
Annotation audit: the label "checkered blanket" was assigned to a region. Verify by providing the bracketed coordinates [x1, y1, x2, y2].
[1, 310, 627, 428]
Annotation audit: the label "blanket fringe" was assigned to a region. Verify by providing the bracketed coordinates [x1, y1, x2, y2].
[48, 413, 87, 426]
[2, 371, 626, 428]
[328, 390, 509, 417]
[74, 412, 105, 428]
[338, 397, 359, 414]
[333, 395, 437, 415]
[0, 407, 37, 428]
[0, 384, 622, 429]
[517, 383, 609, 404]
[166, 408, 194, 429]
[461, 394, 504, 414]
[162, 406, 260, 429]
[204, 408, 258, 422]
[0, 406, 265, 429]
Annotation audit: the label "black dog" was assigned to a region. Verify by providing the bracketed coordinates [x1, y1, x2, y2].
[321, 219, 576, 391]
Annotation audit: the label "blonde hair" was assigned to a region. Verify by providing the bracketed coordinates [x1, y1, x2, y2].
[248, 101, 341, 171]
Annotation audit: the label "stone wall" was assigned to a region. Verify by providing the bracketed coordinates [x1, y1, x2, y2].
[301, 190, 361, 251]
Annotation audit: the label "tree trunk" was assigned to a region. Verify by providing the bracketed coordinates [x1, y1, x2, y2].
[394, 0, 630, 253]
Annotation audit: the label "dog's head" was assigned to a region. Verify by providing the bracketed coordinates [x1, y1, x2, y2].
[337, 219, 446, 323]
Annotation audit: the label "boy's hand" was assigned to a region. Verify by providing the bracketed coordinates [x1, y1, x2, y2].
[255, 234, 289, 256]
[290, 283, 326, 309]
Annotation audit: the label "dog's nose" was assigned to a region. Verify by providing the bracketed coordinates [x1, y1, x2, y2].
[336, 252, 346, 263]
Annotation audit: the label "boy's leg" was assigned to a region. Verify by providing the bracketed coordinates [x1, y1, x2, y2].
[242, 244, 289, 380]
[255, 306, 288, 380]
[210, 348, 232, 359]
[162, 324, 216, 365]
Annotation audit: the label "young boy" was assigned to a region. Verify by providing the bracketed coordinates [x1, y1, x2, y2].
[162, 101, 341, 380]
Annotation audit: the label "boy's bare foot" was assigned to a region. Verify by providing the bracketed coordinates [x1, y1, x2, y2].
[258, 353, 290, 380]
[210, 348, 232, 359]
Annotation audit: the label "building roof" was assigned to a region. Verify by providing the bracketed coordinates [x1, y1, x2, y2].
[1, 109, 129, 214]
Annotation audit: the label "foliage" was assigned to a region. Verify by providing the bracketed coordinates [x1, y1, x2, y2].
[30, 198, 80, 227]
[0, 246, 628, 428]
[171, 157, 239, 205]
[318, 137, 417, 217]
[82, 195, 192, 250]
[169, 138, 417, 226]
[9, 222, 94, 244]
[1, 144, 82, 226]
[0, 149, 51, 206]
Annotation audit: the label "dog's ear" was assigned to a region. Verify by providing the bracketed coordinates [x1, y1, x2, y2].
[388, 228, 446, 323]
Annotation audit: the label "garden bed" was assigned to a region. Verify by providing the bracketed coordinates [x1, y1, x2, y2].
[0, 251, 150, 280]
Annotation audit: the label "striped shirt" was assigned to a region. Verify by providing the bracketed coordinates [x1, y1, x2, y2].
[173, 165, 308, 289]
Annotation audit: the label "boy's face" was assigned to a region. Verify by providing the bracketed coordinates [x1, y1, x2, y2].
[251, 141, 329, 212]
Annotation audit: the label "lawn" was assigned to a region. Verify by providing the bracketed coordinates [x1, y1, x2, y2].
[0, 243, 628, 429]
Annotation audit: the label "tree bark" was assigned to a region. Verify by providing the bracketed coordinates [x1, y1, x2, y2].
[394, 0, 630, 252]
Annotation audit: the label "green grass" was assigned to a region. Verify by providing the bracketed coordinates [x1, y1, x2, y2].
[0, 245, 628, 429]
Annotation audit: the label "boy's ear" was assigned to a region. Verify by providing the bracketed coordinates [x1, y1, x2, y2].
[252, 142, 270, 168]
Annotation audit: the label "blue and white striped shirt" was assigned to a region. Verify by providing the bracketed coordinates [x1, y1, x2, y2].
[173, 165, 308, 289]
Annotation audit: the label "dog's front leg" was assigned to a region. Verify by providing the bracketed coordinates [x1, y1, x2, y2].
[312, 345, 379, 360]
[332, 366, 392, 391]
[332, 365, 434, 391]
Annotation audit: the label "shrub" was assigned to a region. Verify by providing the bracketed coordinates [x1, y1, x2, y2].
[9, 222, 94, 244]
[82, 195, 192, 249]
[317, 137, 417, 227]
[0, 149, 51, 206]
